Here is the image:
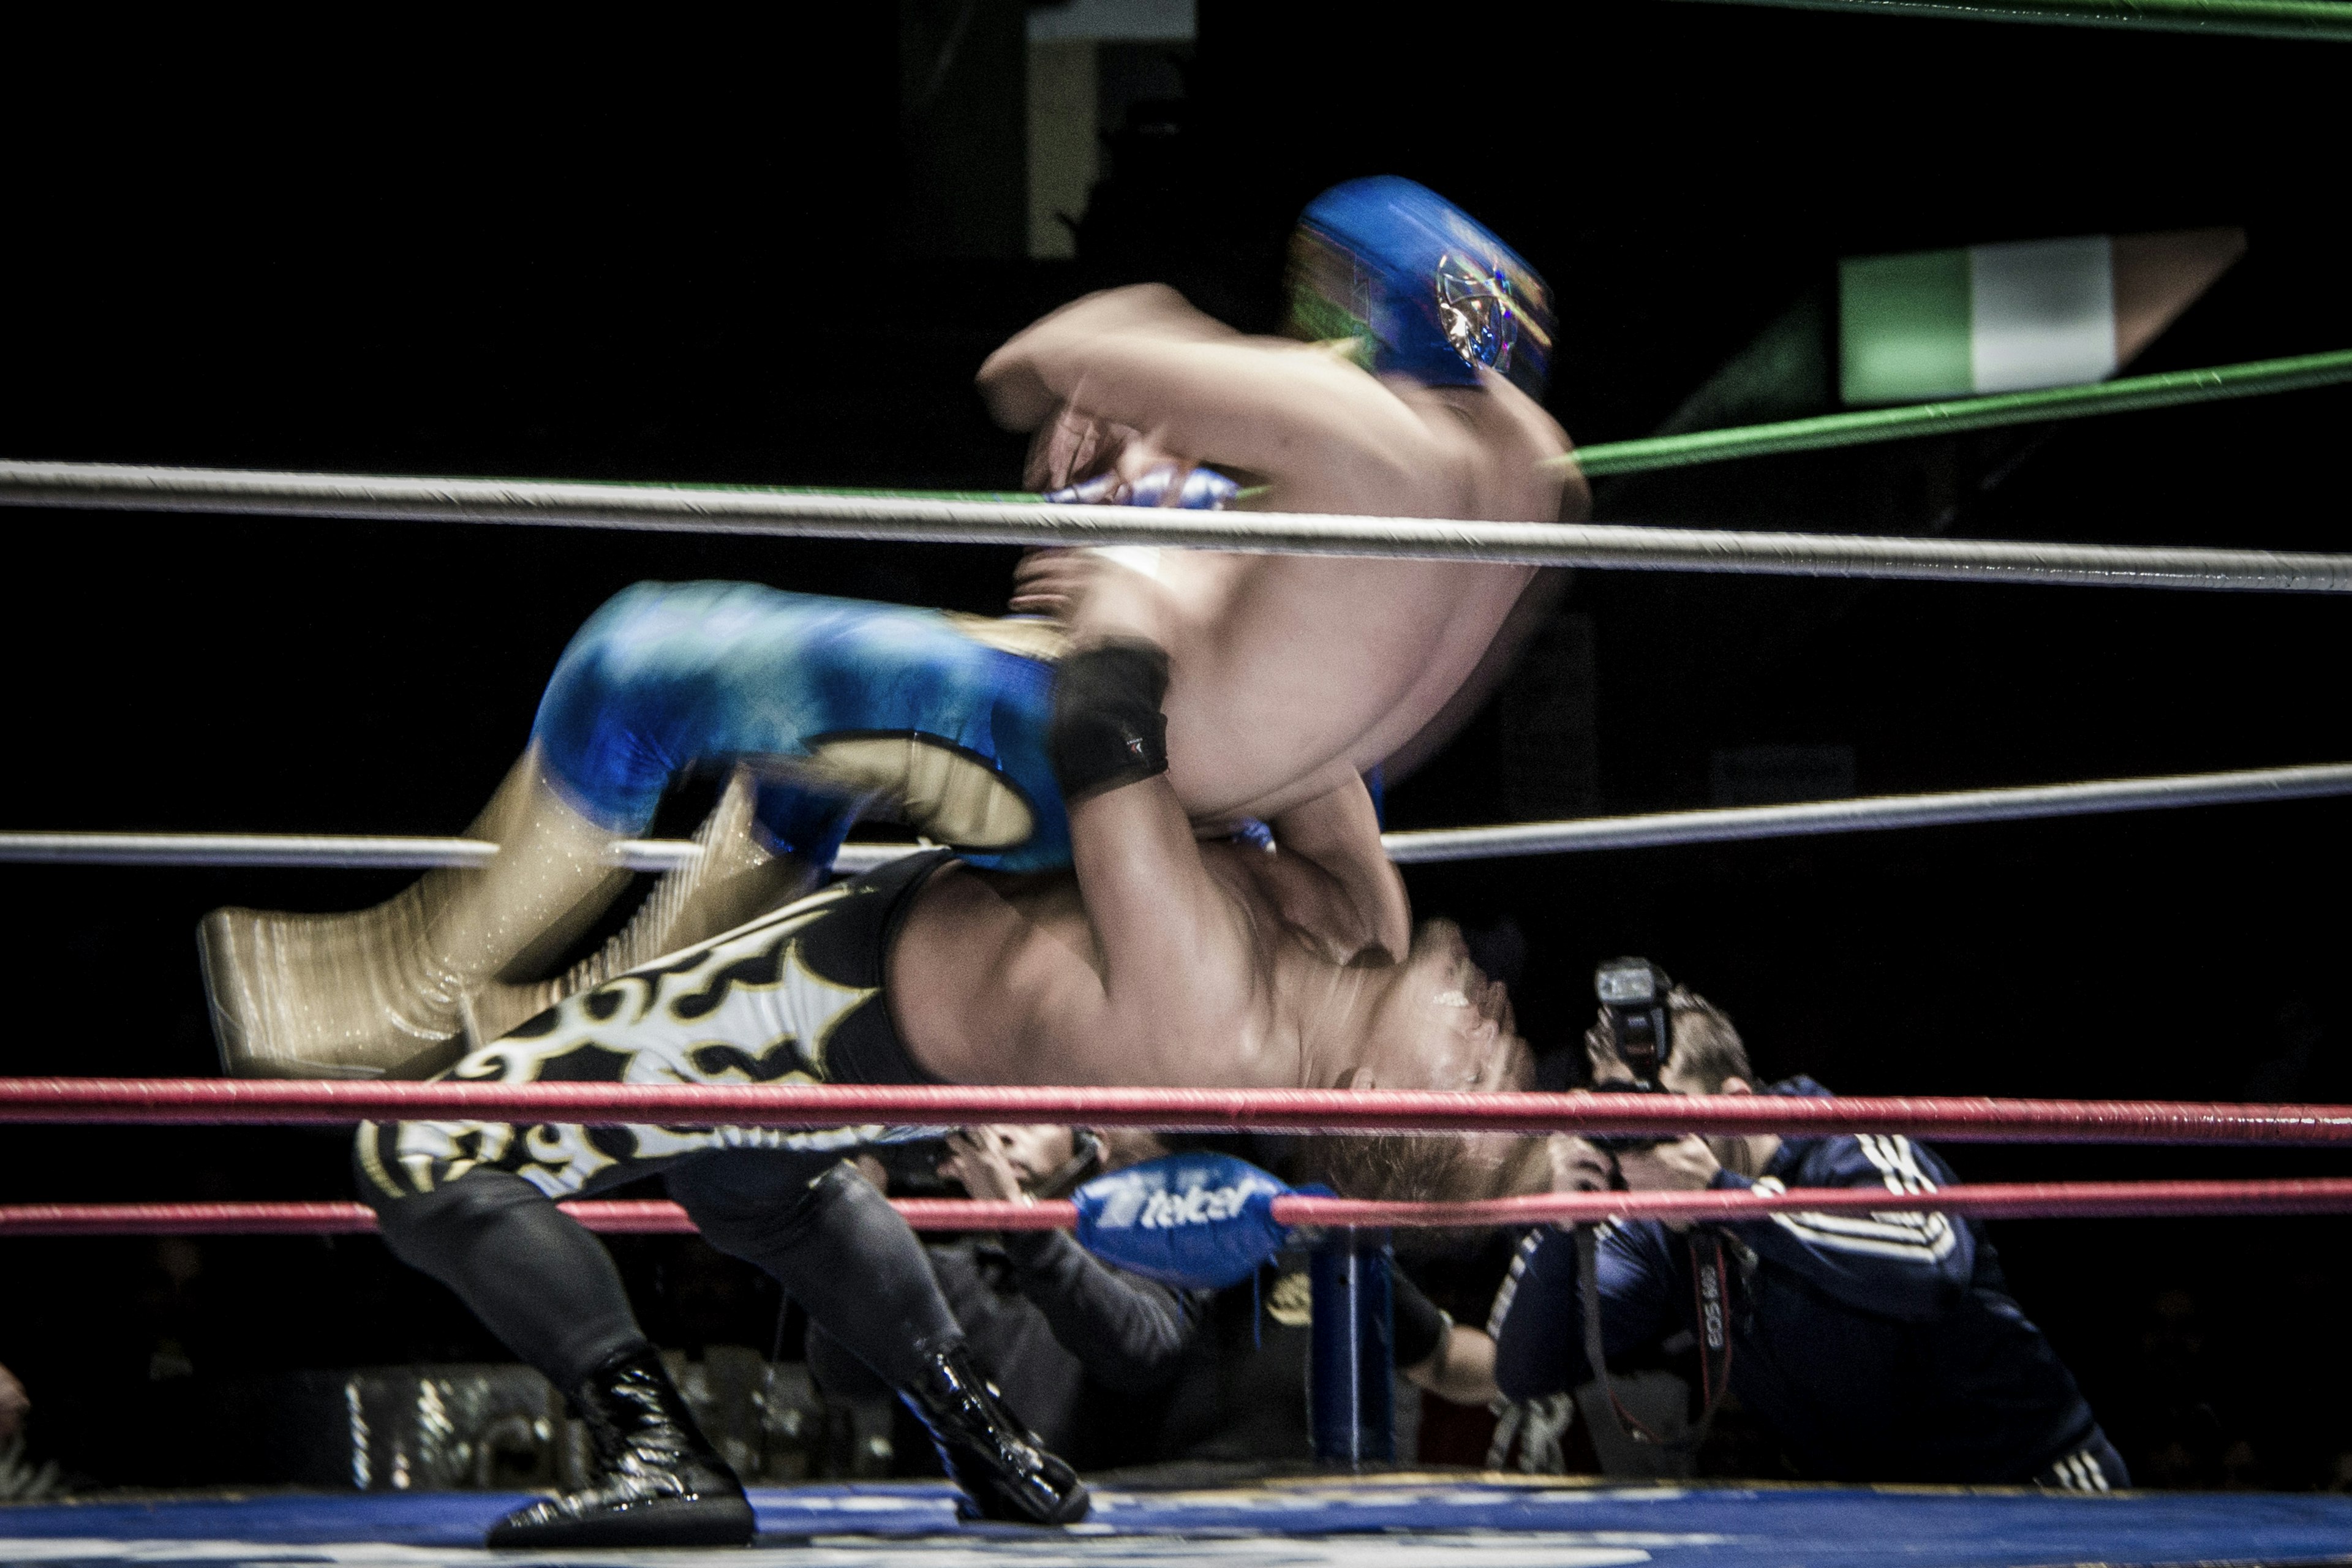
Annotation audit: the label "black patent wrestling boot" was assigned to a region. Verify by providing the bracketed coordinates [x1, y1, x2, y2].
[487, 1345, 757, 1549]
[903, 1344, 1091, 1525]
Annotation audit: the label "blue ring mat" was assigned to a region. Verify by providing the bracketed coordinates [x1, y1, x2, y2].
[4, 1477, 2351, 1567]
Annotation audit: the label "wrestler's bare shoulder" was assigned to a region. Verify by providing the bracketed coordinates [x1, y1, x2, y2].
[888, 848, 1301, 1089]
[1243, 368, 1574, 524]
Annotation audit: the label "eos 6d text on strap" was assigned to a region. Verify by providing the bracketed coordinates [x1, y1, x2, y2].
[1576, 1224, 1735, 1454]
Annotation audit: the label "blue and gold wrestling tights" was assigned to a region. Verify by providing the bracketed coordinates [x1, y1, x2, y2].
[529, 581, 1071, 873]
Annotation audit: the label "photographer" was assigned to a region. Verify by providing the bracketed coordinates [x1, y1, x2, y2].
[1489, 962, 2124, 1490]
[816, 1128, 1491, 1470]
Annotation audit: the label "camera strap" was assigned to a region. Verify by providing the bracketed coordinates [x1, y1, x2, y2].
[1576, 1224, 1733, 1453]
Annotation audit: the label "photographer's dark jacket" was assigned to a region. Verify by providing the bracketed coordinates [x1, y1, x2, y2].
[1490, 1078, 2101, 1482]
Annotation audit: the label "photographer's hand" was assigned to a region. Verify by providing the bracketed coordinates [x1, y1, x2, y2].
[938, 1128, 1034, 1205]
[1611, 1137, 1722, 1231]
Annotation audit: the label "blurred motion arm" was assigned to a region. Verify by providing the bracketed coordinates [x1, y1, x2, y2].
[1397, 1272, 1501, 1406]
[1000, 1228, 1204, 1393]
[0, 1363, 26, 1446]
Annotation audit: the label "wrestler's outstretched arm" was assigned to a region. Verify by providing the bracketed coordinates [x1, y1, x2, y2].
[1053, 532, 1410, 965]
[891, 595, 1291, 1087]
[1052, 761, 1270, 1084]
[982, 283, 1579, 518]
[981, 284, 1487, 519]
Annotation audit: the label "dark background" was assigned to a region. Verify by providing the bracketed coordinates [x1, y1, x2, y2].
[1, 2, 2345, 1490]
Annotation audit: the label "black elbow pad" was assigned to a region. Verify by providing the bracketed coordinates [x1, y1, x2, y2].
[1392, 1272, 1451, 1369]
[1050, 641, 1171, 801]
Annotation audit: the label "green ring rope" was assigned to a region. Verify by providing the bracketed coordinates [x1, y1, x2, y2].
[1673, 0, 2352, 42]
[1564, 349, 2352, 478]
[168, 348, 2351, 507]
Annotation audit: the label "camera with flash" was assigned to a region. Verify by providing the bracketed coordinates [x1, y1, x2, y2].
[1590, 957, 1676, 1154]
[1596, 956, 1675, 1088]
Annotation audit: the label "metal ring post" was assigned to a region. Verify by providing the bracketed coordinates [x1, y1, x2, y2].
[1308, 1229, 1396, 1466]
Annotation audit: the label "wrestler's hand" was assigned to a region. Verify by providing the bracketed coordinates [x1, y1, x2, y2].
[1012, 417, 1197, 626]
[1022, 406, 1200, 502]
[1009, 548, 1104, 620]
[1023, 406, 1134, 493]
[0, 1362, 28, 1446]
[1030, 404, 1176, 496]
[1012, 546, 1178, 641]
[938, 1128, 1033, 1205]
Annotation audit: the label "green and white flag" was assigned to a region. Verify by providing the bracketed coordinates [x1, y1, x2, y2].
[1838, 228, 2246, 406]
[1841, 235, 2125, 404]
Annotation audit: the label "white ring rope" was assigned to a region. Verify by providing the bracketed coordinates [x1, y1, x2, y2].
[0, 834, 700, 873]
[1379, 760, 2352, 862]
[4, 459, 2348, 592]
[8, 762, 2344, 872]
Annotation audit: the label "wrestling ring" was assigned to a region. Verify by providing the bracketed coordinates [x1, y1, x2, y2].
[4, 338, 2352, 1564]
[5, 1082, 2352, 1567]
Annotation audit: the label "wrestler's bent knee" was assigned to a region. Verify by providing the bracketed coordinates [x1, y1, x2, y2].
[532, 582, 749, 831]
[663, 1150, 847, 1259]
[360, 1162, 555, 1266]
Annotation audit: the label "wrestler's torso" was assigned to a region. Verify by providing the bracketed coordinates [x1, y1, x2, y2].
[1121, 375, 1574, 824]
[889, 845, 1323, 1091]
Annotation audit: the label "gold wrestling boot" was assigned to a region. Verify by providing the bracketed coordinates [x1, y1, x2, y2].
[198, 752, 633, 1080]
[462, 767, 821, 1044]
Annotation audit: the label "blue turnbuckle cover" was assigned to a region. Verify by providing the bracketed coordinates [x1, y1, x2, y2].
[1072, 1152, 1294, 1289]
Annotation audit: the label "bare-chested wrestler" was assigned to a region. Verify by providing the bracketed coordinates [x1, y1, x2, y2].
[203, 176, 1575, 1081]
[199, 179, 1569, 1548]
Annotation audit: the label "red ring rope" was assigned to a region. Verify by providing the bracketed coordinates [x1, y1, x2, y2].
[1, 1077, 2348, 1144]
[6, 1180, 2351, 1236]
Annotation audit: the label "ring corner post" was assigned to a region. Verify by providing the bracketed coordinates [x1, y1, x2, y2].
[1308, 1227, 1396, 1468]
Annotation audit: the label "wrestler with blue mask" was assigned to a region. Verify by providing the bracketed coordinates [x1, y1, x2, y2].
[200, 175, 1581, 1080]
[200, 177, 1577, 1548]
[1286, 173, 1553, 399]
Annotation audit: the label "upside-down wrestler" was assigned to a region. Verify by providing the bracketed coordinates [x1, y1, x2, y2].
[198, 179, 1565, 1548]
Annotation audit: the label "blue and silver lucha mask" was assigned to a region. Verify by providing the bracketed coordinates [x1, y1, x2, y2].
[1285, 176, 1553, 402]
